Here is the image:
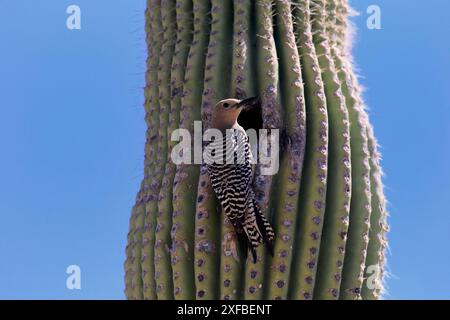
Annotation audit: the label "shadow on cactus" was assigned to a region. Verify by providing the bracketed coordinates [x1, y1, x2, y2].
[124, 0, 388, 300]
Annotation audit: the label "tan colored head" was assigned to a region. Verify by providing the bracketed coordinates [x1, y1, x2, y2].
[211, 97, 259, 131]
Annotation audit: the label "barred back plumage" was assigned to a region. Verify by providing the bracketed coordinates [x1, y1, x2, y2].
[205, 128, 275, 263]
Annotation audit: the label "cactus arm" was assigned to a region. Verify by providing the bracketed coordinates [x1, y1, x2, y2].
[264, 0, 306, 300]
[194, 0, 233, 300]
[242, 0, 281, 300]
[312, 0, 352, 300]
[171, 0, 211, 300]
[288, 0, 329, 300]
[155, 0, 193, 300]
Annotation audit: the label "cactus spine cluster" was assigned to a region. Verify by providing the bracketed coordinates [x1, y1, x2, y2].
[124, 0, 388, 300]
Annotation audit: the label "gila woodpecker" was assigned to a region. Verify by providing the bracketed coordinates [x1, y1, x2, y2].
[204, 97, 275, 263]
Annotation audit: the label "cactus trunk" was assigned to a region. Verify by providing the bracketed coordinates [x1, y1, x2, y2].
[125, 0, 388, 300]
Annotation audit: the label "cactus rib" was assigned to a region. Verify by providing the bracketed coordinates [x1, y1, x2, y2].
[170, 0, 211, 300]
[216, 0, 257, 301]
[336, 49, 372, 302]
[140, 0, 164, 300]
[194, 0, 234, 300]
[362, 123, 388, 299]
[243, 0, 281, 300]
[312, 0, 352, 300]
[132, 192, 146, 299]
[154, 0, 193, 300]
[265, 0, 306, 300]
[125, 200, 138, 298]
[289, 0, 329, 300]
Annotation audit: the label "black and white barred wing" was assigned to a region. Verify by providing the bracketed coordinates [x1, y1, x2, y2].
[204, 129, 274, 262]
[204, 130, 253, 218]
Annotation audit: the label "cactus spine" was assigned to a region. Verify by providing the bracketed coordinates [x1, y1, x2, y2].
[125, 0, 388, 300]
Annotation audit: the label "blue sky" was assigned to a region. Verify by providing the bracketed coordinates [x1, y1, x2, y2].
[0, 0, 448, 299]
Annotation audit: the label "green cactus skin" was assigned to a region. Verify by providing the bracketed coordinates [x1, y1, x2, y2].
[289, 0, 329, 300]
[195, 0, 233, 300]
[231, 0, 256, 100]
[170, 0, 211, 300]
[154, 0, 194, 300]
[243, 0, 281, 300]
[217, 0, 257, 301]
[264, 0, 306, 300]
[132, 192, 146, 299]
[311, 0, 352, 300]
[139, 0, 164, 300]
[326, 0, 373, 299]
[124, 205, 134, 298]
[141, 0, 178, 300]
[332, 2, 388, 298]
[124, 2, 158, 297]
[362, 123, 388, 300]
[125, 196, 139, 299]
[143, 0, 176, 299]
[335, 42, 372, 301]
[125, 0, 388, 300]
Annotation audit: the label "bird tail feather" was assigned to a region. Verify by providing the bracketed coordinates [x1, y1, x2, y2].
[252, 198, 275, 257]
[242, 199, 275, 263]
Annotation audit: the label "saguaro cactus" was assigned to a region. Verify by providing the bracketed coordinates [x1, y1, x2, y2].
[124, 0, 388, 300]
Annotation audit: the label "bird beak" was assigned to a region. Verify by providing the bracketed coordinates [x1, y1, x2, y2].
[235, 96, 260, 110]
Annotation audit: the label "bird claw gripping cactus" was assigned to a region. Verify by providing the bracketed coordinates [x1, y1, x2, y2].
[124, 0, 388, 300]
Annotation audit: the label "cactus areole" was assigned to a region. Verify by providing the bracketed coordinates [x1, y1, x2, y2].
[124, 0, 388, 300]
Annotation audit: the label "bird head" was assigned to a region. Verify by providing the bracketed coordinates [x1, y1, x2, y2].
[211, 97, 260, 130]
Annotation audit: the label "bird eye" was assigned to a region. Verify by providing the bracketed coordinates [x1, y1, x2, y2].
[223, 103, 230, 108]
